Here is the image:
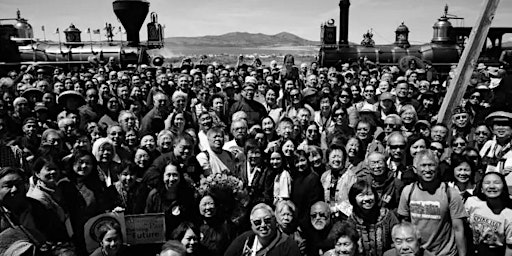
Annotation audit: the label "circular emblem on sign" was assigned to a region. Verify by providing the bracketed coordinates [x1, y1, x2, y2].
[89, 216, 122, 243]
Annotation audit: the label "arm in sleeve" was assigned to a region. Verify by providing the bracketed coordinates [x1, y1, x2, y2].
[196, 152, 211, 175]
[397, 184, 412, 221]
[448, 187, 469, 220]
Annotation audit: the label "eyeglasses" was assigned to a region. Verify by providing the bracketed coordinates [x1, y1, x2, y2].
[389, 144, 405, 150]
[339, 95, 350, 98]
[310, 212, 327, 219]
[307, 129, 318, 134]
[251, 217, 272, 227]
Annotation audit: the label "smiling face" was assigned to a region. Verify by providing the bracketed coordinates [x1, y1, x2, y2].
[180, 228, 198, 255]
[410, 139, 426, 158]
[36, 164, 59, 188]
[101, 229, 122, 256]
[345, 138, 360, 159]
[355, 188, 376, 211]
[163, 164, 180, 190]
[482, 173, 504, 199]
[328, 149, 345, 170]
[282, 140, 295, 157]
[415, 155, 438, 182]
[199, 195, 216, 218]
[74, 155, 94, 177]
[250, 208, 276, 240]
[454, 162, 472, 185]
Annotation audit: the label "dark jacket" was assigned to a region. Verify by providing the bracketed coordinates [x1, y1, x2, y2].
[229, 98, 267, 128]
[224, 230, 301, 256]
[291, 169, 324, 223]
[144, 151, 201, 188]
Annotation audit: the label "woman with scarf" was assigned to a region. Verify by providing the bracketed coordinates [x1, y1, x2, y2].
[347, 179, 398, 256]
[91, 138, 121, 188]
[465, 172, 512, 256]
[321, 144, 358, 220]
[58, 150, 117, 255]
[27, 157, 72, 244]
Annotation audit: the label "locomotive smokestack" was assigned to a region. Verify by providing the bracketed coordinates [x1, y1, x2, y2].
[339, 0, 350, 45]
[113, 0, 149, 46]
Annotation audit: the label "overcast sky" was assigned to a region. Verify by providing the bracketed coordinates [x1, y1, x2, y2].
[1, 0, 511, 44]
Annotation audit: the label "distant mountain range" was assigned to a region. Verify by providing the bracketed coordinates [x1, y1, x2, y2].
[165, 32, 319, 47]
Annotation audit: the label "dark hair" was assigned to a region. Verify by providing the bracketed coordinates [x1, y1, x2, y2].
[348, 179, 380, 221]
[326, 143, 347, 164]
[327, 222, 360, 251]
[172, 132, 194, 146]
[96, 221, 123, 243]
[170, 221, 199, 241]
[448, 154, 476, 184]
[473, 172, 512, 213]
[207, 93, 224, 110]
[161, 240, 186, 255]
[405, 134, 430, 165]
[0, 167, 25, 180]
[293, 150, 310, 172]
[345, 136, 365, 162]
[244, 138, 262, 155]
[32, 156, 59, 179]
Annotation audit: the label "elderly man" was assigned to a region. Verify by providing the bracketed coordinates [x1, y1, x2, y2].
[362, 152, 402, 210]
[304, 201, 338, 256]
[223, 119, 249, 162]
[229, 83, 267, 129]
[159, 240, 187, 256]
[196, 126, 236, 175]
[225, 203, 301, 256]
[480, 111, 512, 176]
[384, 222, 435, 256]
[140, 92, 168, 136]
[398, 150, 467, 256]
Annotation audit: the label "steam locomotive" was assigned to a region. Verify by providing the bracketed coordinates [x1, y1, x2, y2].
[0, 0, 165, 74]
[319, 0, 512, 71]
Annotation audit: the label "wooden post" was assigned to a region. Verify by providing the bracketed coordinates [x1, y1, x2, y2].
[438, 0, 500, 124]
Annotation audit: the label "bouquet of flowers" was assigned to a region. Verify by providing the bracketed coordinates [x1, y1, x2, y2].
[197, 173, 250, 225]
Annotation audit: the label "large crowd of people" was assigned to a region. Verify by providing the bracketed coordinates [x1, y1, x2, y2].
[0, 54, 511, 256]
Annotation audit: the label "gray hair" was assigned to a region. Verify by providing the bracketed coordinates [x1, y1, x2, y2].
[230, 119, 248, 133]
[251, 203, 274, 218]
[171, 90, 188, 103]
[275, 200, 296, 217]
[391, 222, 421, 242]
[413, 149, 439, 170]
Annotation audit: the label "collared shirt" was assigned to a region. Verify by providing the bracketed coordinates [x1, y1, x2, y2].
[247, 162, 261, 186]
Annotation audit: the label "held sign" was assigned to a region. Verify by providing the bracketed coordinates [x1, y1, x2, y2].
[125, 213, 166, 244]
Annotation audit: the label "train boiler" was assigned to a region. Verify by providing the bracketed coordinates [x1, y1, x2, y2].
[318, 0, 465, 71]
[0, 0, 165, 72]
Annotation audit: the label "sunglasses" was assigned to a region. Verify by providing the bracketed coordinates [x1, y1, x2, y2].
[339, 95, 350, 98]
[290, 94, 300, 98]
[470, 95, 481, 100]
[475, 131, 489, 136]
[310, 212, 327, 219]
[452, 142, 466, 147]
[430, 146, 443, 152]
[384, 123, 398, 129]
[251, 217, 272, 227]
[334, 112, 345, 117]
[389, 144, 405, 150]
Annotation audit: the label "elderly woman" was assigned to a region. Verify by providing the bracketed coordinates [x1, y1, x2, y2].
[171, 90, 196, 128]
[58, 150, 117, 255]
[118, 110, 138, 132]
[156, 130, 174, 154]
[399, 104, 418, 138]
[92, 137, 121, 187]
[324, 222, 361, 256]
[275, 200, 307, 255]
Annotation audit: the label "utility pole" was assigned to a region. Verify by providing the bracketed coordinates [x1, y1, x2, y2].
[438, 0, 500, 124]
